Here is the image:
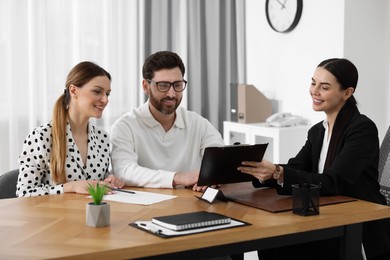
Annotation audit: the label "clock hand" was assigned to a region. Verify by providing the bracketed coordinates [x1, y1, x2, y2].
[276, 0, 286, 9]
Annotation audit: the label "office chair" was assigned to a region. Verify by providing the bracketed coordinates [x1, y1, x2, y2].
[379, 126, 390, 205]
[361, 127, 390, 260]
[0, 169, 19, 199]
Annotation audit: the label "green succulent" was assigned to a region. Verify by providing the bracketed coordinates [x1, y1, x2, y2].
[87, 183, 107, 205]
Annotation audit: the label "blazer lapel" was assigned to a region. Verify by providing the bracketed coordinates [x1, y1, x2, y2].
[311, 124, 325, 172]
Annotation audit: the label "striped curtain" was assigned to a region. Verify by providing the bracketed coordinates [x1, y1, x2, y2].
[0, 0, 245, 175]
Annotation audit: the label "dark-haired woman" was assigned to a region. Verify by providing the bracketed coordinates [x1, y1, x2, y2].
[238, 58, 390, 260]
[17, 61, 124, 197]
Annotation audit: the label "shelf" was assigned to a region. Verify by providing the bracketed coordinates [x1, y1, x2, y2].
[223, 121, 310, 164]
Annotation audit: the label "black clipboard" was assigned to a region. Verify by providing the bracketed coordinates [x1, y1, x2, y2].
[197, 143, 268, 186]
[129, 218, 250, 238]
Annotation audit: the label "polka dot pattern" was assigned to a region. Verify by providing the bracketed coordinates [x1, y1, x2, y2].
[379, 126, 390, 205]
[17, 122, 110, 197]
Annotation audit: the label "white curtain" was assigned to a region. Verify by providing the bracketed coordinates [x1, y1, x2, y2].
[0, 0, 144, 174]
[0, 0, 245, 175]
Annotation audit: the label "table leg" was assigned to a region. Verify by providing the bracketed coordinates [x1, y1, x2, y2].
[340, 223, 363, 260]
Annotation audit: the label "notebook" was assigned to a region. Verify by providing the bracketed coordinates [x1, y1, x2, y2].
[151, 211, 231, 231]
[197, 143, 268, 186]
[130, 218, 250, 238]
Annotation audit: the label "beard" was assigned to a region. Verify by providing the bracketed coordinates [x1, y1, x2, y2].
[149, 91, 182, 115]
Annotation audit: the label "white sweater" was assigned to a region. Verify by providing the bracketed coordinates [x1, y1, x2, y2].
[110, 102, 224, 188]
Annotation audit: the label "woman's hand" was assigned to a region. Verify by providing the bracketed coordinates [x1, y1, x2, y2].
[237, 159, 280, 183]
[63, 180, 107, 194]
[63, 176, 125, 194]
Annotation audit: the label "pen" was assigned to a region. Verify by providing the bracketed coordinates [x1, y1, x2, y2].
[139, 223, 162, 234]
[109, 187, 136, 194]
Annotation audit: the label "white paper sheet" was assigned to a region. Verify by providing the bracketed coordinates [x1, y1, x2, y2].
[88, 190, 176, 205]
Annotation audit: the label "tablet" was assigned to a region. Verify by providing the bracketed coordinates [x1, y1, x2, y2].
[197, 143, 268, 186]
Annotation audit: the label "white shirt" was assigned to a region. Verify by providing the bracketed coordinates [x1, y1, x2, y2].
[17, 122, 111, 197]
[110, 101, 225, 188]
[318, 119, 331, 173]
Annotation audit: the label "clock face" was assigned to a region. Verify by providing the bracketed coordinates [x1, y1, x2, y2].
[266, 0, 303, 33]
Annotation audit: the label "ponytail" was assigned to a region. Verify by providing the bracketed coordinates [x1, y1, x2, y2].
[50, 90, 69, 184]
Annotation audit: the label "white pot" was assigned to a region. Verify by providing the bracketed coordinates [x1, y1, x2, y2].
[86, 202, 110, 227]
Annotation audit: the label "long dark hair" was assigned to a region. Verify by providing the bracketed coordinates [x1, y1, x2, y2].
[51, 61, 111, 184]
[320, 58, 359, 170]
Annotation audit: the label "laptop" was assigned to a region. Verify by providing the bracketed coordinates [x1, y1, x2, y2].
[197, 143, 268, 186]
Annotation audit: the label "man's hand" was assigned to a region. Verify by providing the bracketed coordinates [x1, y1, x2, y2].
[173, 172, 222, 192]
[104, 175, 125, 189]
[192, 183, 208, 192]
[173, 171, 199, 188]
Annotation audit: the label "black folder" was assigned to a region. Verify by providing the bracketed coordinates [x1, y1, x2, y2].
[197, 143, 268, 186]
[219, 182, 357, 213]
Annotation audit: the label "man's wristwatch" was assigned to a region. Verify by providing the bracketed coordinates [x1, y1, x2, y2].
[273, 164, 281, 179]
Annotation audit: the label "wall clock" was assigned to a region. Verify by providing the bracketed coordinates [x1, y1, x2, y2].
[265, 0, 303, 33]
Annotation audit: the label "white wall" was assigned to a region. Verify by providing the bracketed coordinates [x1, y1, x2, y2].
[245, 0, 390, 142]
[344, 0, 390, 142]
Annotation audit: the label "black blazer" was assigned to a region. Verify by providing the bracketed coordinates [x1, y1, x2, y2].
[255, 108, 390, 258]
[282, 111, 385, 203]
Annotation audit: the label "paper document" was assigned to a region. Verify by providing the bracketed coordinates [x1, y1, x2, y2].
[88, 190, 176, 205]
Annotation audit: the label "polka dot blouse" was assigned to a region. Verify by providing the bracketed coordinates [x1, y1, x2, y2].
[17, 122, 111, 197]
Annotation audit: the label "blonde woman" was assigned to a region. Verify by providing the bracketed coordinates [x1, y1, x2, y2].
[17, 61, 124, 197]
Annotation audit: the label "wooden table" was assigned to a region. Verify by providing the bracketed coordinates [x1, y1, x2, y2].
[1, 186, 390, 260]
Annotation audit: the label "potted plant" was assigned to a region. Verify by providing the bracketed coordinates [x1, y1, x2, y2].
[86, 183, 110, 227]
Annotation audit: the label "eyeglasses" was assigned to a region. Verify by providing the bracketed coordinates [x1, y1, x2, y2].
[146, 79, 187, 93]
